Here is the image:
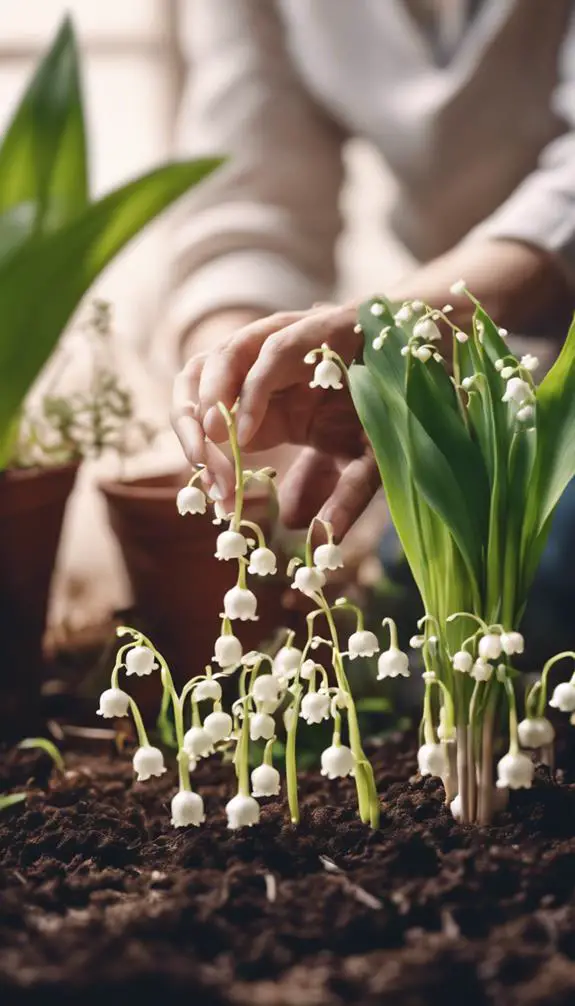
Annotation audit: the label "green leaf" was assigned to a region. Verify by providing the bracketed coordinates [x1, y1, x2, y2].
[0, 793, 26, 812]
[0, 158, 223, 442]
[18, 737, 65, 771]
[0, 17, 88, 235]
[531, 313, 575, 532]
[355, 697, 391, 713]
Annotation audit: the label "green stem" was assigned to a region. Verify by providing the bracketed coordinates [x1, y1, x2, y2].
[285, 686, 302, 824]
[128, 697, 149, 748]
[218, 402, 244, 529]
[502, 674, 520, 754]
[381, 617, 399, 650]
[535, 651, 575, 717]
[240, 519, 266, 548]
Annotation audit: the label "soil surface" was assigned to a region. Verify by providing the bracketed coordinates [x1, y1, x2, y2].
[3, 734, 575, 1006]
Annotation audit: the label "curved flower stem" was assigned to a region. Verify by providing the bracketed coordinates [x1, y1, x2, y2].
[381, 617, 399, 650]
[333, 598, 364, 632]
[217, 401, 243, 530]
[237, 697, 250, 796]
[285, 685, 302, 824]
[320, 600, 380, 828]
[110, 644, 135, 688]
[502, 674, 520, 755]
[534, 651, 575, 717]
[263, 738, 275, 766]
[239, 519, 266, 548]
[128, 697, 149, 748]
[304, 516, 333, 565]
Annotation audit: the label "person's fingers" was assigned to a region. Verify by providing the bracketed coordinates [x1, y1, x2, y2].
[171, 354, 235, 495]
[198, 311, 306, 443]
[318, 450, 381, 540]
[237, 305, 358, 446]
[278, 447, 340, 529]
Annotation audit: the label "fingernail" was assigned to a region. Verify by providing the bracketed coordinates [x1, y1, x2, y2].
[236, 413, 254, 446]
[203, 406, 219, 436]
[208, 484, 223, 501]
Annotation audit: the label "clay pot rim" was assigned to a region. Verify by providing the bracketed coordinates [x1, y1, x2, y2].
[0, 460, 80, 485]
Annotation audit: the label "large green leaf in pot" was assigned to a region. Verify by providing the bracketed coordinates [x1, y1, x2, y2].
[0, 17, 88, 234]
[528, 313, 575, 533]
[0, 157, 223, 446]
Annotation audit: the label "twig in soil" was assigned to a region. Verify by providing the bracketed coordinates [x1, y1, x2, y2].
[264, 873, 277, 903]
[319, 855, 382, 911]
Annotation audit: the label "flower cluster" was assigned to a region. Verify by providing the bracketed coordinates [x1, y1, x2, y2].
[97, 403, 381, 830]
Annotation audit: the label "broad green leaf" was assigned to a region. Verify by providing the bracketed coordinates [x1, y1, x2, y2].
[530, 313, 575, 532]
[18, 737, 65, 771]
[0, 17, 88, 233]
[0, 158, 223, 439]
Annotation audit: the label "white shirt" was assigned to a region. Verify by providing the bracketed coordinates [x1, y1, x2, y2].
[164, 0, 575, 351]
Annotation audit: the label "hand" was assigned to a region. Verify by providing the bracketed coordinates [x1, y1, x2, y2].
[172, 304, 381, 538]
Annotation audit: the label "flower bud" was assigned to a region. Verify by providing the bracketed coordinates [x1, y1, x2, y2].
[496, 751, 534, 790]
[177, 485, 207, 516]
[215, 530, 248, 561]
[272, 645, 302, 680]
[249, 712, 276, 741]
[320, 744, 355, 779]
[310, 359, 343, 390]
[97, 687, 130, 718]
[171, 790, 205, 828]
[203, 710, 233, 743]
[183, 726, 213, 759]
[251, 764, 281, 798]
[377, 646, 409, 679]
[133, 746, 166, 781]
[517, 717, 555, 749]
[248, 547, 277, 576]
[252, 674, 283, 713]
[413, 318, 440, 342]
[348, 629, 379, 660]
[300, 690, 331, 724]
[452, 650, 473, 674]
[226, 793, 260, 829]
[502, 377, 531, 406]
[213, 633, 243, 668]
[478, 633, 502, 661]
[292, 566, 326, 597]
[550, 681, 575, 713]
[194, 679, 222, 703]
[520, 353, 539, 372]
[125, 645, 156, 677]
[223, 586, 258, 621]
[417, 743, 446, 778]
[471, 659, 493, 682]
[313, 543, 344, 571]
[449, 279, 467, 296]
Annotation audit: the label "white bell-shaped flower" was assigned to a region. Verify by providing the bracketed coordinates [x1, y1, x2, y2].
[517, 717, 555, 749]
[97, 687, 130, 718]
[394, 304, 413, 324]
[452, 650, 473, 674]
[203, 710, 233, 743]
[214, 633, 243, 668]
[249, 712, 276, 741]
[171, 790, 205, 828]
[226, 793, 260, 829]
[252, 675, 283, 714]
[321, 744, 355, 779]
[478, 633, 502, 661]
[300, 690, 331, 724]
[313, 543, 344, 571]
[272, 645, 302, 680]
[300, 659, 317, 680]
[413, 317, 441, 342]
[310, 359, 343, 390]
[550, 681, 575, 712]
[125, 645, 156, 677]
[521, 353, 539, 372]
[133, 745, 166, 781]
[183, 726, 214, 759]
[223, 586, 258, 621]
[502, 377, 531, 406]
[500, 631, 524, 656]
[292, 566, 326, 597]
[177, 485, 207, 516]
[377, 646, 409, 679]
[251, 764, 281, 798]
[496, 751, 534, 790]
[471, 658, 493, 682]
[414, 345, 432, 362]
[449, 279, 467, 296]
[215, 530, 248, 561]
[417, 743, 446, 778]
[248, 547, 277, 576]
[517, 405, 535, 424]
[450, 794, 462, 821]
[348, 630, 380, 660]
[194, 679, 222, 703]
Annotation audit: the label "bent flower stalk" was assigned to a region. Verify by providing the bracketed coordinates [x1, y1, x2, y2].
[98, 289, 575, 829]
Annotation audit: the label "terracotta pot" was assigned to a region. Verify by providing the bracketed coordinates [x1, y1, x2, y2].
[100, 472, 297, 719]
[0, 463, 78, 739]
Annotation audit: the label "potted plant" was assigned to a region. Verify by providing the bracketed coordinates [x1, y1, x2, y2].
[0, 16, 221, 738]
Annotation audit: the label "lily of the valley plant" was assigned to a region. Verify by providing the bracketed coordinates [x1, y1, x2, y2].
[307, 283, 575, 824]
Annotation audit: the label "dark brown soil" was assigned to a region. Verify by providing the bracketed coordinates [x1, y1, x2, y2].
[3, 735, 575, 1006]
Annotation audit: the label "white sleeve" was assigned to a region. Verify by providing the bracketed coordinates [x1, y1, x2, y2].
[162, 0, 344, 357]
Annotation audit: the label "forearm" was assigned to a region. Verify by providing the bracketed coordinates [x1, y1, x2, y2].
[389, 239, 573, 339]
[181, 308, 263, 361]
